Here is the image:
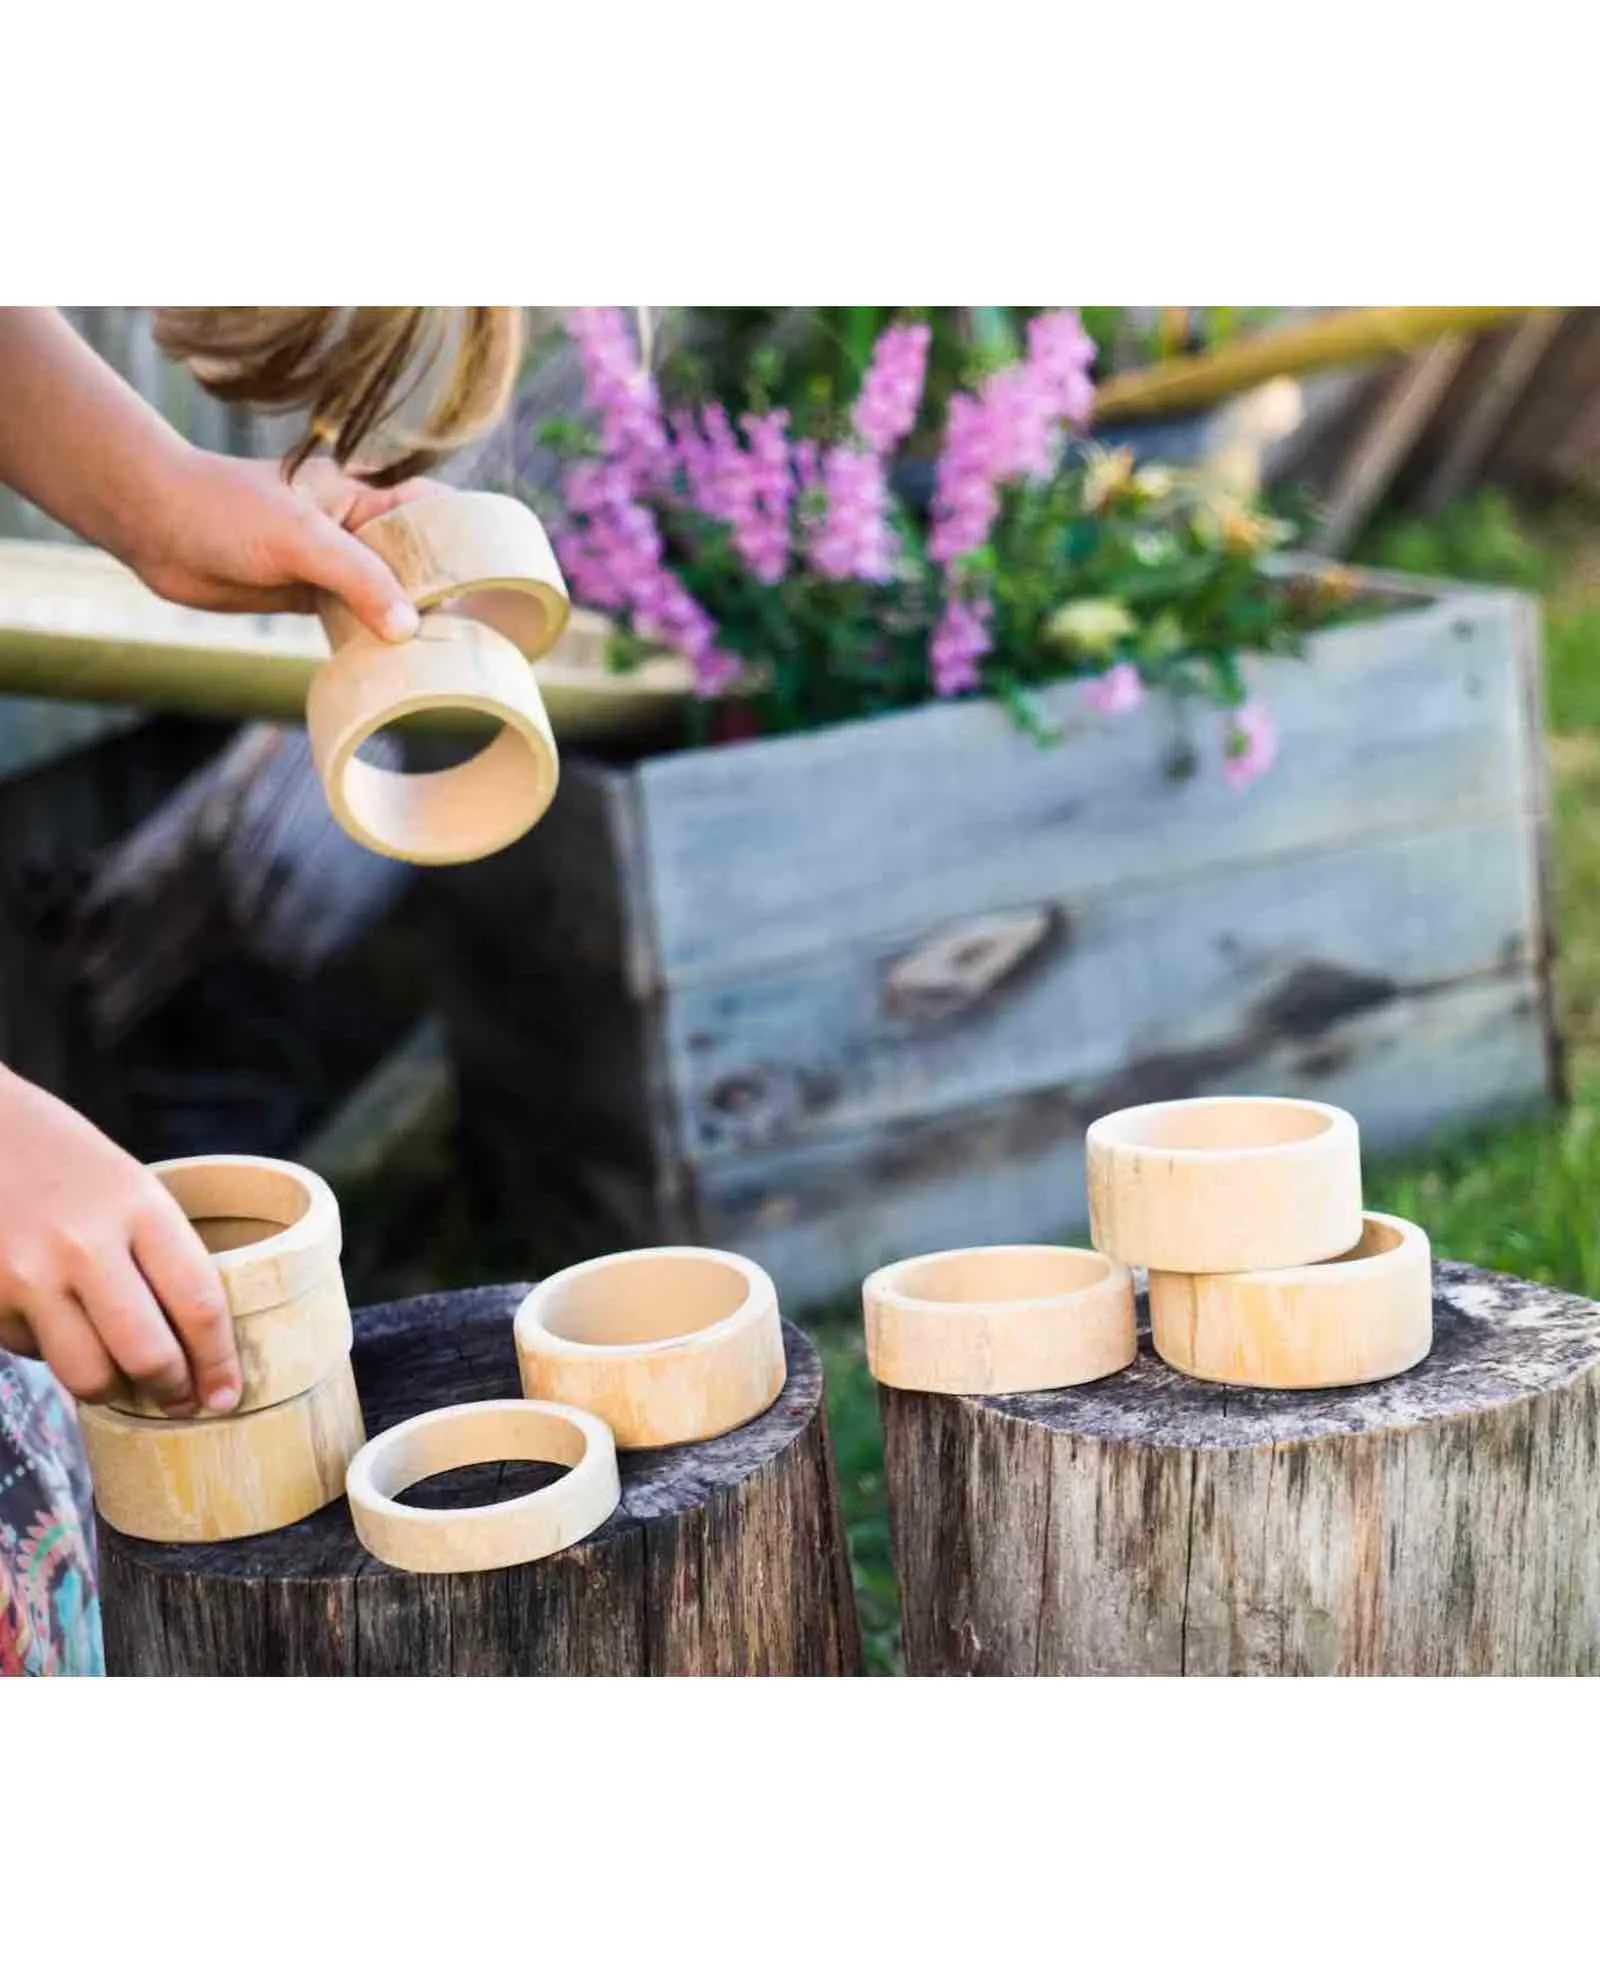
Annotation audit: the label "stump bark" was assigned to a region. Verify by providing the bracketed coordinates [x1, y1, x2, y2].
[99, 1285, 860, 1676]
[882, 1260, 1600, 1676]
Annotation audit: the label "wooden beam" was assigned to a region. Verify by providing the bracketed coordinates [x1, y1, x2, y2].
[1420, 309, 1569, 511]
[1095, 306, 1526, 424]
[1312, 336, 1472, 554]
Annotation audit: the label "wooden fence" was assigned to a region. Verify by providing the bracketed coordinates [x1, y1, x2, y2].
[0, 308, 293, 543]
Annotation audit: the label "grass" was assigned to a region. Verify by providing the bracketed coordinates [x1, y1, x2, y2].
[814, 488, 1600, 1673]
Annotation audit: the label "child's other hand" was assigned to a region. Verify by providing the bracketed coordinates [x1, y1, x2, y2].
[129, 451, 447, 644]
[0, 1067, 239, 1415]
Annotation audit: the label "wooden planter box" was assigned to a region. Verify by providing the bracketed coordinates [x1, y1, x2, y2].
[433, 570, 1557, 1308]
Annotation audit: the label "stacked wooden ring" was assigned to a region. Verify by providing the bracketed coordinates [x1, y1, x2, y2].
[861, 1243, 1137, 1396]
[1085, 1095, 1433, 1389]
[78, 1156, 367, 1542]
[344, 1247, 789, 1575]
[309, 491, 570, 866]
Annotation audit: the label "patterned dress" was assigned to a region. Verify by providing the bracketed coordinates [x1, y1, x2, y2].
[0, 1351, 103, 1676]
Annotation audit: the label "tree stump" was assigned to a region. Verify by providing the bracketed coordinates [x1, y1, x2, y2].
[882, 1260, 1600, 1676]
[98, 1286, 861, 1676]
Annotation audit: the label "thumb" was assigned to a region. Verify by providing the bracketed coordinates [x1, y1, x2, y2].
[290, 509, 421, 644]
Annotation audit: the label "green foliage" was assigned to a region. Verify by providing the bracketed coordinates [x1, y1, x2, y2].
[984, 453, 1333, 713]
[1547, 607, 1600, 735]
[1358, 488, 1553, 592]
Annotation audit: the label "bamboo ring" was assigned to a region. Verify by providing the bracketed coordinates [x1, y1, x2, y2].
[515, 1248, 787, 1449]
[1148, 1211, 1433, 1389]
[317, 491, 571, 662]
[306, 617, 560, 865]
[862, 1244, 1136, 1395]
[1086, 1095, 1364, 1273]
[80, 1358, 365, 1543]
[109, 1273, 352, 1419]
[345, 1400, 620, 1573]
[150, 1155, 341, 1314]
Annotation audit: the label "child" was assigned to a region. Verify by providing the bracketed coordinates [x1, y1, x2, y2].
[0, 306, 522, 1672]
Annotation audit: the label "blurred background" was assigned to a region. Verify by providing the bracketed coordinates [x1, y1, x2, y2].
[3, 303, 1594, 1664]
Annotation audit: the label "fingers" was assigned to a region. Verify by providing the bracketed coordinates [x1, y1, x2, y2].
[26, 1287, 121, 1405]
[130, 1194, 240, 1414]
[287, 508, 420, 645]
[69, 1247, 198, 1414]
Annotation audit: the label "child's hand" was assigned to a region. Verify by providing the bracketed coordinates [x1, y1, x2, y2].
[0, 1066, 240, 1415]
[128, 452, 444, 644]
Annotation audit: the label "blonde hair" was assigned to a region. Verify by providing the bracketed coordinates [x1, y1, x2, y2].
[153, 307, 524, 486]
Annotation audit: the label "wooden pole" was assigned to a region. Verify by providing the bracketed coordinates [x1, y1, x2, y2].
[1095, 306, 1528, 424]
[882, 1258, 1600, 1675]
[0, 540, 684, 742]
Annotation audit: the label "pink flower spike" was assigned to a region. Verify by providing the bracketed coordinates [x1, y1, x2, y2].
[1080, 662, 1145, 718]
[930, 593, 992, 697]
[566, 307, 671, 492]
[1223, 699, 1279, 788]
[930, 390, 1001, 566]
[853, 322, 932, 456]
[809, 444, 894, 584]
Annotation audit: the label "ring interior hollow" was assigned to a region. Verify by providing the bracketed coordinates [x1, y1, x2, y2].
[437, 586, 563, 660]
[886, 1247, 1116, 1306]
[1319, 1216, 1407, 1267]
[367, 1410, 589, 1506]
[157, 1163, 311, 1255]
[1104, 1097, 1338, 1153]
[336, 708, 552, 861]
[537, 1255, 753, 1347]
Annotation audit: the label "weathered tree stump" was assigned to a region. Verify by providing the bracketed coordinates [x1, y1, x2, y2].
[883, 1260, 1600, 1676]
[98, 1285, 860, 1675]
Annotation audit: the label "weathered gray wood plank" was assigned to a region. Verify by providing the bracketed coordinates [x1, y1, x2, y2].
[636, 588, 1536, 982]
[693, 971, 1548, 1305]
[663, 814, 1542, 1163]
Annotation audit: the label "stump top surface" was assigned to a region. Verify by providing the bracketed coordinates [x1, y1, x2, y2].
[978, 1260, 1600, 1449]
[105, 1285, 823, 1581]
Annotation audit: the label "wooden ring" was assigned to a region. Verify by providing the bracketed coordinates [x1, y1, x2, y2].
[317, 491, 571, 662]
[514, 1247, 787, 1449]
[345, 1399, 620, 1573]
[1086, 1095, 1363, 1272]
[80, 1358, 365, 1543]
[150, 1155, 341, 1314]
[306, 617, 560, 865]
[1149, 1211, 1433, 1389]
[109, 1270, 353, 1419]
[862, 1244, 1136, 1395]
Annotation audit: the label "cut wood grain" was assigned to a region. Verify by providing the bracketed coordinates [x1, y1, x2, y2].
[514, 1248, 787, 1449]
[315, 491, 570, 663]
[883, 1259, 1600, 1675]
[1085, 1095, 1362, 1273]
[81, 1358, 364, 1545]
[863, 1244, 1135, 1394]
[97, 1286, 860, 1676]
[347, 1399, 621, 1573]
[1148, 1210, 1432, 1389]
[307, 618, 560, 865]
